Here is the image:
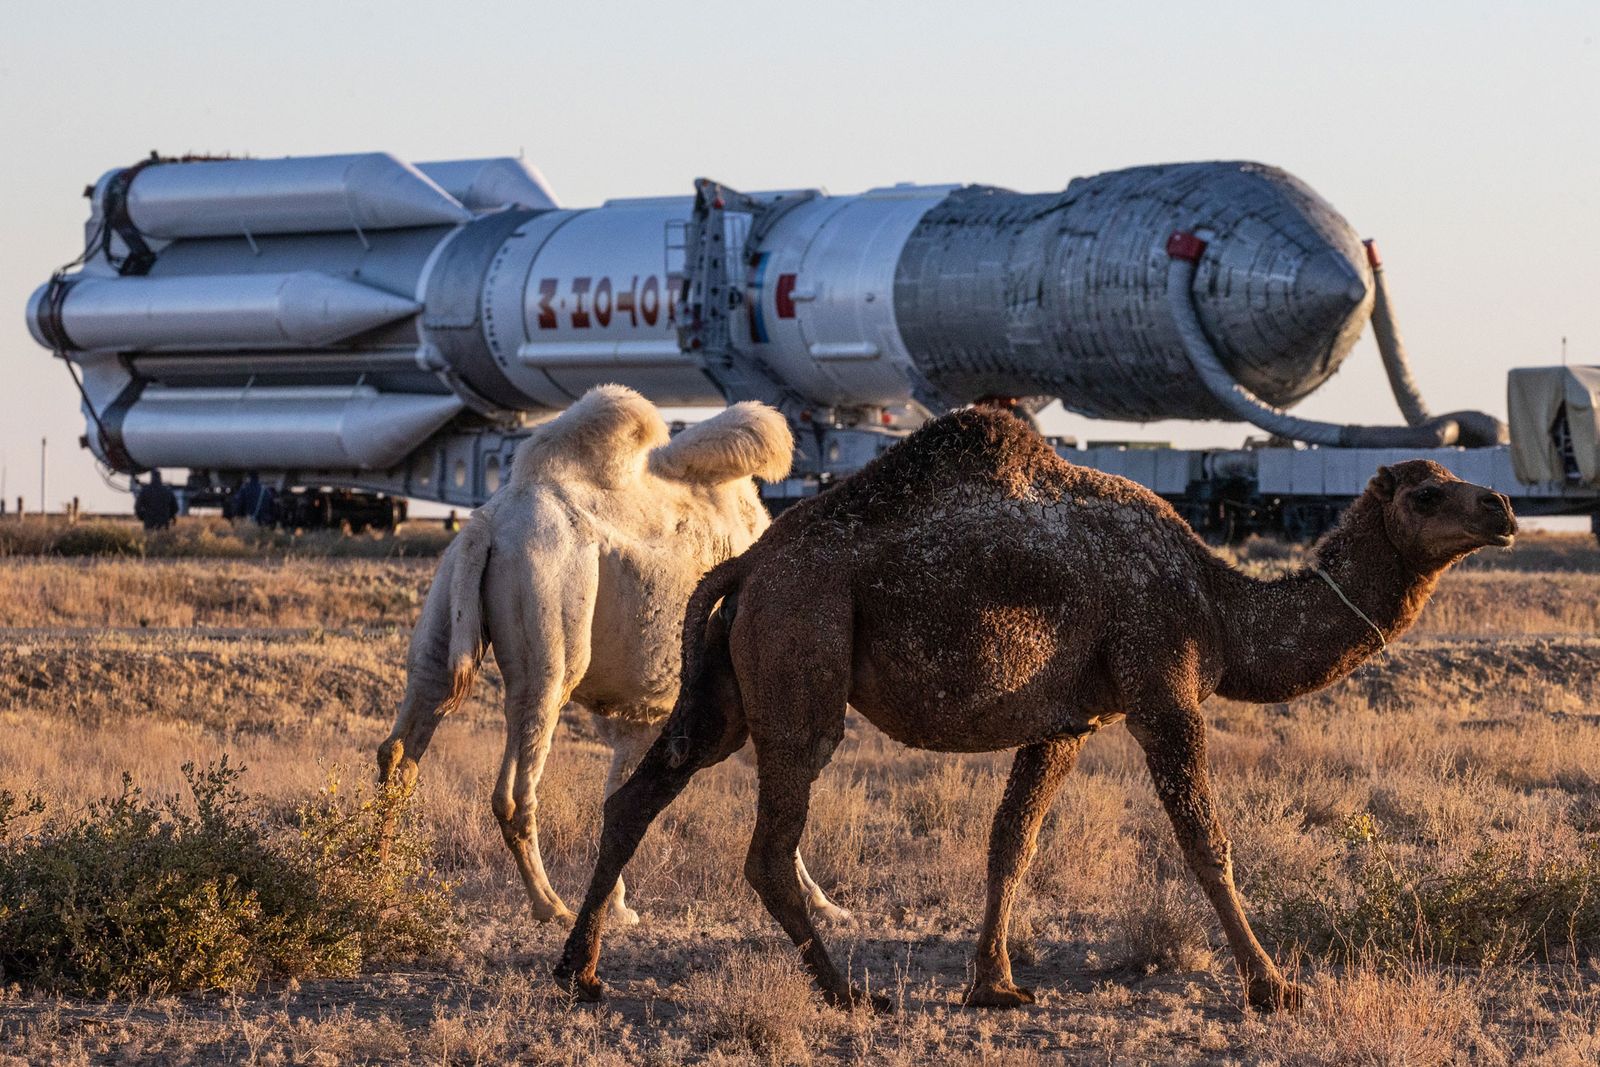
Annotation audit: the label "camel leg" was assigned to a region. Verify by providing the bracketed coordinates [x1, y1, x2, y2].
[733, 590, 877, 1010]
[484, 540, 597, 924]
[492, 695, 573, 922]
[554, 609, 750, 1000]
[593, 717, 661, 927]
[794, 850, 852, 924]
[964, 734, 1086, 1009]
[734, 743, 852, 923]
[554, 724, 743, 999]
[1127, 703, 1304, 1012]
[743, 737, 881, 1009]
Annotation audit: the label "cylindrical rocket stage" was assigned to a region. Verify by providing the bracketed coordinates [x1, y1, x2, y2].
[28, 153, 1460, 476]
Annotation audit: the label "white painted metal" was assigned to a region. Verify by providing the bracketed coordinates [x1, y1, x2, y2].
[36, 272, 419, 351]
[749, 186, 952, 407]
[126, 154, 470, 238]
[417, 158, 559, 212]
[120, 386, 462, 470]
[485, 199, 720, 405]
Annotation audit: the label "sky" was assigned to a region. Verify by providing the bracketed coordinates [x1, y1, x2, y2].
[0, 0, 1595, 513]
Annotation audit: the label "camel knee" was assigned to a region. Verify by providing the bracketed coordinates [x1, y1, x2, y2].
[492, 792, 534, 839]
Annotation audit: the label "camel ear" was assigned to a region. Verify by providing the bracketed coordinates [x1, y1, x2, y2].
[1368, 466, 1397, 501]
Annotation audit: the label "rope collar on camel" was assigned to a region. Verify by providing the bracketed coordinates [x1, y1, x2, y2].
[1313, 567, 1388, 653]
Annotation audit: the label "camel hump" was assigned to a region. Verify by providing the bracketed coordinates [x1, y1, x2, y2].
[649, 402, 794, 485]
[510, 384, 671, 488]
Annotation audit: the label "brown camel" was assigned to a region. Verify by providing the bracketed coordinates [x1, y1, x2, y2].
[553, 408, 1517, 1012]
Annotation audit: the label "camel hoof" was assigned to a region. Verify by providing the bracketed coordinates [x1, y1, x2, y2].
[607, 902, 642, 927]
[822, 985, 893, 1014]
[532, 903, 579, 925]
[552, 963, 605, 1003]
[811, 901, 854, 924]
[963, 979, 1036, 1009]
[1247, 979, 1306, 1013]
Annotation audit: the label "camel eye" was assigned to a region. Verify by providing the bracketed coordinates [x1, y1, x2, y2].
[1411, 486, 1441, 512]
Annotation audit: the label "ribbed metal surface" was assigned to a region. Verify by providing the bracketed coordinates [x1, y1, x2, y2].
[892, 162, 1374, 421]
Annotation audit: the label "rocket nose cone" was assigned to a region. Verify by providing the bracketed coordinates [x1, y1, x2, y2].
[1293, 248, 1370, 325]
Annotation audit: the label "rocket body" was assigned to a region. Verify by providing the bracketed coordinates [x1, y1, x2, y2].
[27, 153, 1374, 482]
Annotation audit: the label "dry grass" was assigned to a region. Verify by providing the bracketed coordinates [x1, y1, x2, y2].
[2, 536, 1600, 1062]
[0, 515, 454, 561]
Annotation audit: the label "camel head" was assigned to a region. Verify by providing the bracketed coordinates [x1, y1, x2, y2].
[1363, 459, 1517, 569]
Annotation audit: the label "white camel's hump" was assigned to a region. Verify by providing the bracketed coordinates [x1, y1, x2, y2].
[511, 386, 793, 489]
[511, 385, 670, 489]
[650, 401, 793, 485]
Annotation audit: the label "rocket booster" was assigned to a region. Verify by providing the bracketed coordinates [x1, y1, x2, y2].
[27, 152, 1455, 482]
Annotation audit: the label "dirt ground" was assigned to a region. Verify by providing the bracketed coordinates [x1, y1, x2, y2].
[2, 529, 1600, 1064]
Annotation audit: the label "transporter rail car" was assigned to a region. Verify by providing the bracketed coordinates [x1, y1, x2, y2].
[25, 152, 1600, 537]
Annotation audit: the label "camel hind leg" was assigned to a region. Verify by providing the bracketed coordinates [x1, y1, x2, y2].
[734, 592, 876, 1009]
[488, 540, 598, 924]
[593, 716, 664, 927]
[734, 743, 853, 923]
[964, 734, 1086, 1008]
[555, 603, 751, 1000]
[493, 696, 573, 922]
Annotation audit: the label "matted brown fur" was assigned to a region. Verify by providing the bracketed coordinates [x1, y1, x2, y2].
[556, 408, 1518, 1013]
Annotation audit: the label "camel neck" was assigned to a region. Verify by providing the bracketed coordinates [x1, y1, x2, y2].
[1213, 502, 1440, 703]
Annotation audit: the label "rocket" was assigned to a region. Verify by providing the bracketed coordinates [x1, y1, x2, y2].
[26, 151, 1499, 502]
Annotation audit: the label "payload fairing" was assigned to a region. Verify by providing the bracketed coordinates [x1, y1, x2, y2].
[27, 151, 1504, 515]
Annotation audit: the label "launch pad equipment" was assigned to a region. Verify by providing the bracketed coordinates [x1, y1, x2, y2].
[25, 152, 1600, 538]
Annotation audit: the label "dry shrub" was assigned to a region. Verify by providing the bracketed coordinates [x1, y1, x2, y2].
[1257, 956, 1492, 1065]
[680, 946, 838, 1064]
[1111, 870, 1214, 975]
[1249, 812, 1600, 966]
[0, 759, 453, 995]
[50, 522, 145, 558]
[0, 516, 453, 561]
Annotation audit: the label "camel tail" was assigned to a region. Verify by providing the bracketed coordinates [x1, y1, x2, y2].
[443, 510, 494, 711]
[665, 555, 749, 768]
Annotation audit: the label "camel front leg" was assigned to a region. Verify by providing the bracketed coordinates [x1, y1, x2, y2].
[1127, 702, 1304, 1012]
[965, 734, 1085, 1008]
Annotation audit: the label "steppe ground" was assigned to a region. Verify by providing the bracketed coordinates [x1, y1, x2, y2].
[3, 519, 1600, 1064]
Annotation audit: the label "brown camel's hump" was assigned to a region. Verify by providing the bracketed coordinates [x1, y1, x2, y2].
[510, 385, 671, 490]
[784, 408, 1171, 531]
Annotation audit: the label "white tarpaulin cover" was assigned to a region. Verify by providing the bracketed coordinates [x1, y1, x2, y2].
[1508, 366, 1600, 484]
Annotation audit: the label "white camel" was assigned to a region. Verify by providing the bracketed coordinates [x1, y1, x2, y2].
[377, 385, 848, 925]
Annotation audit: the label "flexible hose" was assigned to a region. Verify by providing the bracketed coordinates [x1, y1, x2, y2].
[1364, 240, 1508, 447]
[1165, 239, 1458, 448]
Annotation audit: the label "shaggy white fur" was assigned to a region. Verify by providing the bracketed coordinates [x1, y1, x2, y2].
[378, 385, 845, 926]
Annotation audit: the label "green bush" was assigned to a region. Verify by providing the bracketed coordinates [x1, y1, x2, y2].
[1248, 812, 1600, 965]
[0, 759, 453, 995]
